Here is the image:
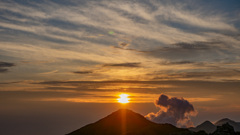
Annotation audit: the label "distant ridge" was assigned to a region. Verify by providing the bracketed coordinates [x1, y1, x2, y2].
[189, 118, 240, 133]
[66, 109, 190, 135]
[189, 121, 216, 134]
[215, 118, 240, 132]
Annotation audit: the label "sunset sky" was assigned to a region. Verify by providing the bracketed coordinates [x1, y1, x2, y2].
[0, 0, 240, 135]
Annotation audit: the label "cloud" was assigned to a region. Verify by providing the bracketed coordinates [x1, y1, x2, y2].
[72, 71, 93, 74]
[118, 42, 129, 48]
[1, 0, 236, 47]
[0, 62, 15, 67]
[111, 46, 141, 52]
[0, 42, 135, 64]
[3, 80, 239, 105]
[160, 61, 195, 65]
[0, 61, 15, 73]
[173, 41, 216, 50]
[40, 70, 59, 75]
[0, 0, 240, 83]
[103, 62, 141, 67]
[150, 0, 237, 32]
[0, 69, 8, 73]
[142, 40, 240, 62]
[145, 94, 197, 128]
[152, 70, 240, 81]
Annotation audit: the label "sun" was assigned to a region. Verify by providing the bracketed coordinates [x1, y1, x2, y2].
[117, 94, 130, 104]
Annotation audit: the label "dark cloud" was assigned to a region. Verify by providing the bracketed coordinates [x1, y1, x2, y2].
[118, 42, 129, 47]
[72, 71, 93, 74]
[102, 62, 141, 67]
[113, 40, 237, 63]
[112, 46, 144, 52]
[0, 81, 20, 85]
[173, 41, 217, 50]
[33, 80, 167, 94]
[140, 41, 237, 61]
[32, 80, 240, 97]
[0, 61, 15, 73]
[0, 62, 15, 67]
[160, 61, 195, 65]
[45, 86, 109, 92]
[34, 80, 130, 85]
[145, 94, 197, 128]
[152, 70, 240, 80]
[0, 68, 8, 73]
[0, 91, 92, 101]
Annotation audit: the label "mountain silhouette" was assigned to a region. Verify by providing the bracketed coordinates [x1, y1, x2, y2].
[189, 121, 216, 134]
[66, 109, 191, 135]
[212, 123, 236, 135]
[189, 118, 240, 134]
[215, 118, 240, 132]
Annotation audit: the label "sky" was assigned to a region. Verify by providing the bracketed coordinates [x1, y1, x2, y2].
[0, 0, 240, 134]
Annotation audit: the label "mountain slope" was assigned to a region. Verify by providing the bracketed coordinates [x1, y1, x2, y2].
[212, 123, 236, 135]
[189, 121, 216, 134]
[66, 109, 191, 135]
[215, 118, 240, 132]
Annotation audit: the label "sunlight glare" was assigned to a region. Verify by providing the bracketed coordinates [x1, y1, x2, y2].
[117, 94, 130, 104]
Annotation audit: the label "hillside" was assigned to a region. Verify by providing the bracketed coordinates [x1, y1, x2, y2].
[66, 109, 191, 135]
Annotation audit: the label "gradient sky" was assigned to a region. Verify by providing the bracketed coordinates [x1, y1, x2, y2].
[0, 0, 240, 135]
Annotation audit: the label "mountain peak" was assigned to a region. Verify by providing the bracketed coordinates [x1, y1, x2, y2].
[215, 118, 234, 126]
[215, 118, 240, 132]
[66, 109, 189, 135]
[222, 118, 231, 121]
[201, 120, 213, 125]
[189, 118, 240, 134]
[99, 108, 152, 126]
[108, 109, 137, 117]
[216, 118, 232, 123]
[189, 120, 216, 134]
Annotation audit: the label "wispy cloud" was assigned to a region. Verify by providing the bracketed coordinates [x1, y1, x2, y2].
[0, 61, 15, 73]
[0, 0, 240, 105]
[151, 70, 240, 81]
[72, 71, 93, 74]
[39, 70, 59, 75]
[160, 61, 195, 65]
[1, 0, 237, 46]
[103, 62, 141, 67]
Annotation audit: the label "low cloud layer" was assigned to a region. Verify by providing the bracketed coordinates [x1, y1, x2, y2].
[145, 94, 197, 128]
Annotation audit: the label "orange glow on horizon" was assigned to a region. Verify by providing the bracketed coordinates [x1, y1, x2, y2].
[117, 94, 130, 104]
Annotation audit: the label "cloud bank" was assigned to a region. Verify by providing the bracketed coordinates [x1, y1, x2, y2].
[145, 94, 197, 128]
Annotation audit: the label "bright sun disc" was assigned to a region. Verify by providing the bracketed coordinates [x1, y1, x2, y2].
[117, 94, 129, 103]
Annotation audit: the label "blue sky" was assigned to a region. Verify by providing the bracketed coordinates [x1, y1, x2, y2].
[0, 0, 240, 134]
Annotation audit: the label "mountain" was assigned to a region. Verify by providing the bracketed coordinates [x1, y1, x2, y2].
[66, 109, 192, 135]
[189, 121, 216, 134]
[189, 118, 240, 134]
[212, 123, 236, 135]
[215, 118, 240, 132]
